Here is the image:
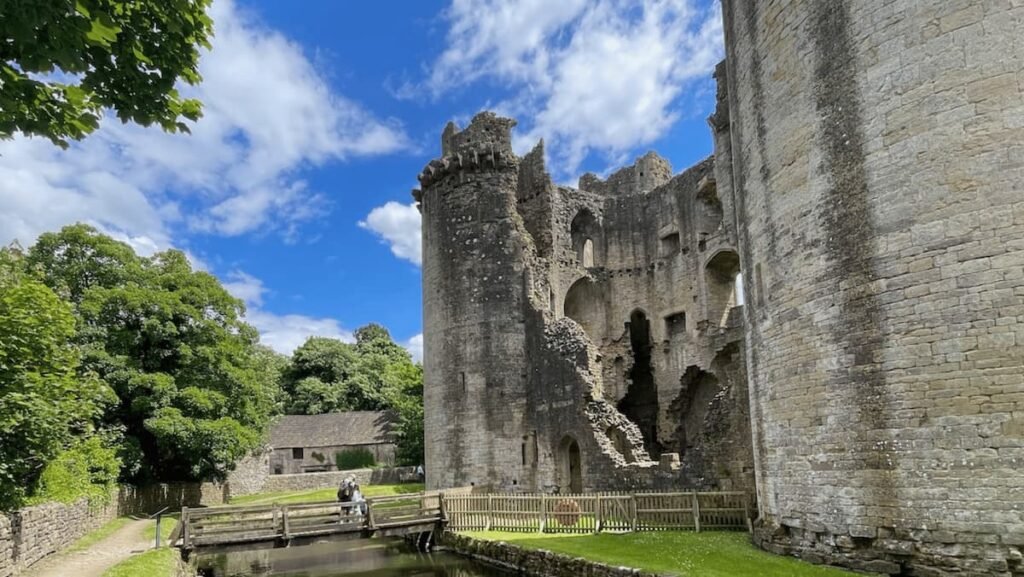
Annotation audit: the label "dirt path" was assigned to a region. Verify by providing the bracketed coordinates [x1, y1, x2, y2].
[25, 518, 152, 577]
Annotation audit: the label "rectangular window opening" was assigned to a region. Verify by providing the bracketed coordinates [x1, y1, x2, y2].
[659, 232, 681, 256]
[292, 447, 304, 460]
[665, 312, 687, 340]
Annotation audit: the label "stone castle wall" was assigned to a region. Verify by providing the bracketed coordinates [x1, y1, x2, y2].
[722, 0, 1024, 574]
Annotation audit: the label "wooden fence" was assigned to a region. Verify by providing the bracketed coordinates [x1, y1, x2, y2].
[443, 492, 751, 534]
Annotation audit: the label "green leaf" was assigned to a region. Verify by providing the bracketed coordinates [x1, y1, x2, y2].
[84, 18, 120, 47]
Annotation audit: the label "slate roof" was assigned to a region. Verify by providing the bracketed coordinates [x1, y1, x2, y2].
[270, 411, 397, 449]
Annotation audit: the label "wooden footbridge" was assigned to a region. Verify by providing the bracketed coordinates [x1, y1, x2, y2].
[178, 493, 445, 551]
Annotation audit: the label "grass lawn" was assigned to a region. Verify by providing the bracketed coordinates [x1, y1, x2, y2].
[66, 517, 134, 553]
[101, 547, 178, 577]
[464, 531, 876, 577]
[227, 483, 425, 505]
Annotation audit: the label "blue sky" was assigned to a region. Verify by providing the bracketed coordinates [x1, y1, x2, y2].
[0, 0, 724, 360]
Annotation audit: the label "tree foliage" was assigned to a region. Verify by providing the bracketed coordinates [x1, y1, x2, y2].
[0, 0, 214, 147]
[0, 247, 112, 509]
[26, 225, 278, 482]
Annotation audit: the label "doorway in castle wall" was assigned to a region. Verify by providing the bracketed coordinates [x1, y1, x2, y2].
[618, 310, 660, 458]
[558, 435, 583, 493]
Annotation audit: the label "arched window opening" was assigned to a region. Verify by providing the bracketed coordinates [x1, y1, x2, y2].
[617, 310, 660, 458]
[570, 209, 601, 268]
[705, 250, 742, 327]
[564, 278, 605, 344]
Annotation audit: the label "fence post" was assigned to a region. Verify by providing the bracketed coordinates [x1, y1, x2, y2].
[630, 495, 637, 532]
[539, 494, 547, 533]
[744, 493, 752, 533]
[692, 492, 701, 533]
[485, 495, 493, 531]
[282, 506, 290, 539]
[596, 495, 603, 534]
[439, 492, 447, 521]
[181, 507, 190, 548]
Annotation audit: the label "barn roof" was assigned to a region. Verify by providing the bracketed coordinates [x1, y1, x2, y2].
[270, 411, 397, 449]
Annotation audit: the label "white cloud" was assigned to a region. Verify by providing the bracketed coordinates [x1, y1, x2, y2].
[0, 0, 408, 248]
[222, 270, 268, 307]
[222, 269, 354, 355]
[428, 0, 723, 174]
[247, 309, 355, 355]
[404, 333, 424, 363]
[359, 201, 422, 266]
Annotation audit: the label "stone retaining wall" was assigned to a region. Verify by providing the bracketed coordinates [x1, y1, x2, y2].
[440, 533, 668, 577]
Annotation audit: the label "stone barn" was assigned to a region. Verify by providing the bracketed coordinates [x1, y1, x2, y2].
[268, 411, 397, 474]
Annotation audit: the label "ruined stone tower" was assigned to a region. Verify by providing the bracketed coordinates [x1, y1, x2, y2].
[417, 0, 1023, 574]
[416, 115, 532, 490]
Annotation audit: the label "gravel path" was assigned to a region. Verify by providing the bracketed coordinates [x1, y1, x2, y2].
[25, 518, 152, 577]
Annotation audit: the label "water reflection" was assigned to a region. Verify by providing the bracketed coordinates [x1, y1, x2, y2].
[194, 539, 510, 577]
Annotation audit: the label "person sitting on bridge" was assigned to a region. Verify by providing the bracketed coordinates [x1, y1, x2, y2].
[351, 483, 368, 516]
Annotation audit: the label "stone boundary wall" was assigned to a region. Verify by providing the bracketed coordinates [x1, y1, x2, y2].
[0, 515, 11, 577]
[255, 467, 419, 495]
[441, 533, 668, 577]
[0, 498, 117, 577]
[117, 482, 226, 516]
[0, 482, 225, 577]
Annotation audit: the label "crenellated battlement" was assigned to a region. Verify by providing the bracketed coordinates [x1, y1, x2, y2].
[416, 146, 514, 189]
[417, 113, 521, 189]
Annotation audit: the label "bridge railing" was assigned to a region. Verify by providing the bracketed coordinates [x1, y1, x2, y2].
[182, 500, 366, 547]
[441, 491, 752, 534]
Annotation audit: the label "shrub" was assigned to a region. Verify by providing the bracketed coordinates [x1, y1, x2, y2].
[335, 448, 375, 470]
[29, 435, 121, 507]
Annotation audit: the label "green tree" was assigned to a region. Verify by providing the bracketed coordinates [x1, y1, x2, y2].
[0, 248, 112, 509]
[27, 225, 279, 482]
[1, 0, 214, 147]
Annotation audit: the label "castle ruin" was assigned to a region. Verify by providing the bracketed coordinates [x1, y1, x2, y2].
[415, 1, 1024, 575]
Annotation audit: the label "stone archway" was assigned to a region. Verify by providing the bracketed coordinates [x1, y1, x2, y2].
[557, 435, 583, 494]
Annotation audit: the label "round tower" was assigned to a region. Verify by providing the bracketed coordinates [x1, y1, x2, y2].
[722, 0, 1024, 573]
[416, 113, 530, 491]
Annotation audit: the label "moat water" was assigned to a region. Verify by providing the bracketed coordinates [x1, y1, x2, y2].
[194, 540, 510, 577]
